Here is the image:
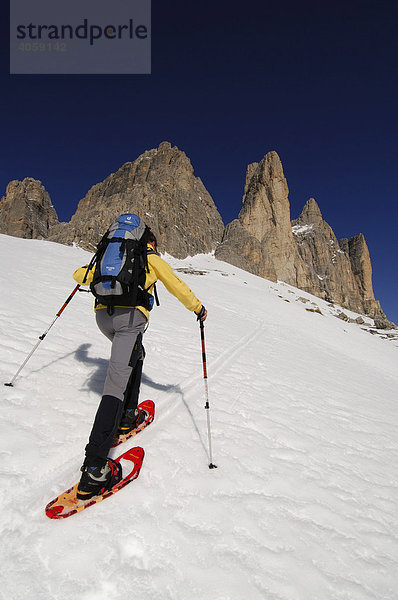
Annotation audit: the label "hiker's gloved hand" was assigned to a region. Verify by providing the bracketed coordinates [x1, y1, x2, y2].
[195, 305, 207, 321]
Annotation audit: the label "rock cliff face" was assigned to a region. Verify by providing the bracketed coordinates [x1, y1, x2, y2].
[216, 153, 306, 284]
[48, 142, 224, 257]
[216, 153, 308, 285]
[0, 144, 389, 321]
[215, 151, 385, 319]
[0, 178, 58, 239]
[339, 234, 374, 304]
[291, 199, 384, 317]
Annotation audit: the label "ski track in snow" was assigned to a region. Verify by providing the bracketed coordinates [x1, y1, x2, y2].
[0, 234, 398, 600]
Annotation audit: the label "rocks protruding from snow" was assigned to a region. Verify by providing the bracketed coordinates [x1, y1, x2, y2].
[374, 317, 397, 330]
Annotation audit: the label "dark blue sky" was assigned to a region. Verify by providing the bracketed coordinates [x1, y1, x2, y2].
[1, 1, 397, 322]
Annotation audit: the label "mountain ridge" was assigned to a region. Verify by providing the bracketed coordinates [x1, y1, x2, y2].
[0, 142, 393, 325]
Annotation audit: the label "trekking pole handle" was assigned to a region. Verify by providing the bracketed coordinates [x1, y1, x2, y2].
[200, 319, 208, 380]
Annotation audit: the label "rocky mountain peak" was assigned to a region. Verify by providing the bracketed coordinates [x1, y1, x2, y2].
[217, 150, 305, 284]
[0, 145, 390, 323]
[48, 142, 224, 258]
[260, 150, 285, 177]
[243, 162, 258, 196]
[295, 197, 323, 226]
[216, 150, 387, 320]
[243, 151, 289, 208]
[239, 151, 291, 243]
[0, 177, 58, 239]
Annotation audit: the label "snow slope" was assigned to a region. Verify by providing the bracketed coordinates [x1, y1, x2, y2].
[0, 233, 397, 600]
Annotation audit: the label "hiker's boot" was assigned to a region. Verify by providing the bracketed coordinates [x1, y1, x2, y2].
[76, 457, 122, 500]
[118, 407, 146, 435]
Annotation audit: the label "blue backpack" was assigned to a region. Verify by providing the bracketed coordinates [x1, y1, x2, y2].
[84, 214, 156, 312]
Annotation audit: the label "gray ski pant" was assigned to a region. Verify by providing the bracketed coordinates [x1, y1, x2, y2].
[96, 307, 146, 400]
[84, 307, 146, 463]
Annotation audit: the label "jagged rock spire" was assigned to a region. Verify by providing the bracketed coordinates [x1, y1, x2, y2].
[0, 178, 58, 239]
[0, 144, 389, 321]
[295, 198, 323, 225]
[217, 151, 309, 285]
[216, 150, 387, 320]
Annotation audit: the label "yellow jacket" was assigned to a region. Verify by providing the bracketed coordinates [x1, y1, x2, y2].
[73, 246, 203, 321]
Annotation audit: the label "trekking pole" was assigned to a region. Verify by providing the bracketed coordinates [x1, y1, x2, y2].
[4, 284, 81, 387]
[199, 320, 217, 469]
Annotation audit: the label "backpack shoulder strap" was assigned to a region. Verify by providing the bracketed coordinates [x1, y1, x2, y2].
[153, 283, 160, 307]
[147, 248, 159, 257]
[82, 229, 110, 283]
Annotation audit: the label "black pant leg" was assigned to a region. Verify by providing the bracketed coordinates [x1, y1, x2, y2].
[123, 359, 144, 413]
[85, 395, 123, 463]
[122, 331, 145, 414]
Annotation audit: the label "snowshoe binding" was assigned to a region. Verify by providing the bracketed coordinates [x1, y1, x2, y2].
[118, 406, 147, 435]
[77, 457, 122, 500]
[112, 400, 155, 448]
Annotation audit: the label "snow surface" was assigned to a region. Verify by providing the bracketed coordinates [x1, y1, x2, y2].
[1, 233, 398, 600]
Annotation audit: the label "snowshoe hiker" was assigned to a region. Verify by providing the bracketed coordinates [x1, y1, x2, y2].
[72, 214, 207, 499]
